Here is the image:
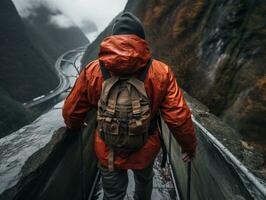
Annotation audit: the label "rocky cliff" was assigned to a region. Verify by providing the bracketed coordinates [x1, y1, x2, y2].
[135, 0, 266, 145]
[82, 0, 266, 153]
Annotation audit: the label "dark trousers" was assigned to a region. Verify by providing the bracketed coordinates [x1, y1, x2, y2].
[100, 163, 154, 200]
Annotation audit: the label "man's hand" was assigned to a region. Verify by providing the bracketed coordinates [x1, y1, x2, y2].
[181, 152, 192, 163]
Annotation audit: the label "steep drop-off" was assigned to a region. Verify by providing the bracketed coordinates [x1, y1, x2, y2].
[82, 0, 266, 151]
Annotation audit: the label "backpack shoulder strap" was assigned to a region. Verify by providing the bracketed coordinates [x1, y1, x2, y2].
[99, 61, 111, 80]
[138, 59, 153, 82]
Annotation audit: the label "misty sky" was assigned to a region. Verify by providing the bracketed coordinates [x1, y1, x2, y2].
[12, 0, 127, 41]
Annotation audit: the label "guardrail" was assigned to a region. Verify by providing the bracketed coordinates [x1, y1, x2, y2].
[192, 116, 266, 199]
[161, 115, 266, 200]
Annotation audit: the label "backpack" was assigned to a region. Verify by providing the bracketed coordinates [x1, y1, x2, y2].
[97, 60, 152, 170]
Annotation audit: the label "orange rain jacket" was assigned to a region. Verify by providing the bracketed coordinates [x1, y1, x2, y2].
[63, 34, 197, 169]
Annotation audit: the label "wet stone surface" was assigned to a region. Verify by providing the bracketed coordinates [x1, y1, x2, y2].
[92, 153, 177, 200]
[0, 102, 64, 194]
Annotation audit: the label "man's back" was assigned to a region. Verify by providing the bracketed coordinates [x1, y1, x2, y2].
[63, 33, 196, 169]
[62, 11, 197, 200]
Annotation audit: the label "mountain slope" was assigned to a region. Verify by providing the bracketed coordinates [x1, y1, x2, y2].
[0, 0, 60, 137]
[132, 0, 266, 145]
[0, 0, 59, 102]
[22, 5, 89, 66]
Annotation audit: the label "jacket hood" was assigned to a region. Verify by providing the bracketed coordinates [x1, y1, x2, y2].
[112, 12, 145, 39]
[98, 35, 151, 75]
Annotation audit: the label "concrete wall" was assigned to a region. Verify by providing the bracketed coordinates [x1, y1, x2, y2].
[36, 118, 98, 200]
[0, 109, 98, 200]
[162, 125, 252, 200]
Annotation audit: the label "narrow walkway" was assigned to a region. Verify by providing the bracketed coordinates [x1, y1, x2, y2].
[91, 153, 179, 200]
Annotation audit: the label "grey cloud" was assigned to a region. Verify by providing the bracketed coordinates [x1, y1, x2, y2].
[12, 0, 56, 17]
[80, 19, 98, 34]
[49, 14, 74, 29]
[12, 0, 127, 36]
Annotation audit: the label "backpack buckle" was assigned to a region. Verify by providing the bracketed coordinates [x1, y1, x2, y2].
[132, 100, 141, 115]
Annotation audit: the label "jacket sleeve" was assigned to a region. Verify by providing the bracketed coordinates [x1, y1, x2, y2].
[160, 67, 197, 156]
[62, 69, 91, 129]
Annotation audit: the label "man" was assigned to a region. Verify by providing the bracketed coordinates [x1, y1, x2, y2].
[63, 12, 197, 200]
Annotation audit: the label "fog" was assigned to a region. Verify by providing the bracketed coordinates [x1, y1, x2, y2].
[12, 0, 127, 41]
